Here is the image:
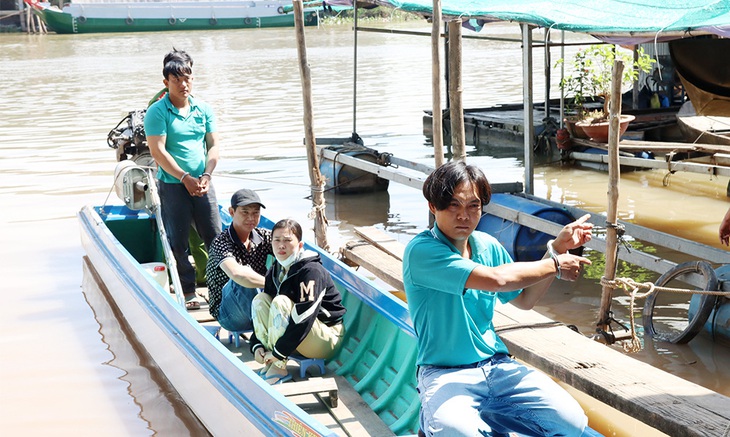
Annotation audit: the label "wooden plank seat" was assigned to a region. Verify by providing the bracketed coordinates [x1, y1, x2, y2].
[273, 377, 339, 408]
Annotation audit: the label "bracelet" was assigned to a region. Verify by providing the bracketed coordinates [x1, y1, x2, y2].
[200, 172, 211, 179]
[180, 172, 189, 183]
[547, 239, 561, 279]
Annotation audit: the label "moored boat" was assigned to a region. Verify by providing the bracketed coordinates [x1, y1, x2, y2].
[78, 171, 419, 435]
[27, 0, 319, 34]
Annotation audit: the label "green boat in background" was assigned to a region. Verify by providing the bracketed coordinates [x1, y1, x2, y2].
[26, 0, 320, 34]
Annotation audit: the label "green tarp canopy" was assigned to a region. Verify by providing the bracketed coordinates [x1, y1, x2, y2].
[345, 0, 730, 42]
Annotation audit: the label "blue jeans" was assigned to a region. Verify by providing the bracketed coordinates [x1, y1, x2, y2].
[217, 280, 259, 332]
[417, 354, 588, 437]
[158, 181, 221, 297]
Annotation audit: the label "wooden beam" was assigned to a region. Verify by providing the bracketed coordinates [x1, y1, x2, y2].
[273, 377, 338, 407]
[447, 20, 466, 160]
[341, 242, 403, 291]
[354, 226, 405, 261]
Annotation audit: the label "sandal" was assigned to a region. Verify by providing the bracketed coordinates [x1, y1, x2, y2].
[185, 299, 201, 311]
[257, 364, 272, 376]
[264, 372, 292, 385]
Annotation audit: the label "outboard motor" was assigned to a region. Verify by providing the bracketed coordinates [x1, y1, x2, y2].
[114, 160, 151, 211]
[107, 109, 154, 167]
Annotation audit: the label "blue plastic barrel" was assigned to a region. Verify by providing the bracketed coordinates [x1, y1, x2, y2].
[477, 194, 575, 261]
[704, 265, 730, 340]
[319, 146, 389, 194]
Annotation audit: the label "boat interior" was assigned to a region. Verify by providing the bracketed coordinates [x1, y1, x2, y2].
[101, 205, 419, 436]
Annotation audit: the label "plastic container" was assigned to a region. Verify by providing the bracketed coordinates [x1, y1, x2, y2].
[141, 262, 169, 290]
[477, 194, 575, 262]
[319, 146, 389, 194]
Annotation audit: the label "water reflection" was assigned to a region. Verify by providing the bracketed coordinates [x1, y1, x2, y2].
[82, 261, 210, 436]
[325, 190, 390, 227]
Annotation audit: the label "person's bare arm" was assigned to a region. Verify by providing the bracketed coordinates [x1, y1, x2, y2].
[465, 214, 593, 310]
[198, 131, 220, 194]
[220, 258, 265, 288]
[720, 207, 730, 246]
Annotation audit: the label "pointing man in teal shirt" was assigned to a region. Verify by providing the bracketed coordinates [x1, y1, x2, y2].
[403, 160, 593, 436]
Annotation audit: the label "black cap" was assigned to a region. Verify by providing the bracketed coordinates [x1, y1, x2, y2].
[231, 189, 265, 209]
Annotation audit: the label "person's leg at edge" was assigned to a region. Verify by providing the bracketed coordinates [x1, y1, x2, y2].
[417, 365, 501, 436]
[295, 318, 343, 360]
[417, 356, 587, 437]
[158, 181, 196, 302]
[217, 280, 257, 332]
[478, 355, 587, 437]
[261, 295, 294, 382]
[251, 292, 273, 375]
[189, 226, 208, 286]
[252, 292, 273, 349]
[193, 184, 222, 250]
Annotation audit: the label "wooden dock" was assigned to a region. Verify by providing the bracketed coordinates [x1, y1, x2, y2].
[568, 138, 730, 192]
[341, 226, 730, 437]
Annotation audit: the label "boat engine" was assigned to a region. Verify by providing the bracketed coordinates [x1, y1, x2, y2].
[114, 160, 152, 211]
[107, 109, 155, 167]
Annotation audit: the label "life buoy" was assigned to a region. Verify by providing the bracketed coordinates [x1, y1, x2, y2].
[77, 15, 87, 23]
[125, 16, 134, 25]
[243, 17, 252, 25]
[209, 17, 217, 25]
[168, 17, 176, 25]
[642, 261, 719, 344]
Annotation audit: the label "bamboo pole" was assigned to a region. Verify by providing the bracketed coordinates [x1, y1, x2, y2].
[447, 20, 465, 161]
[293, 0, 329, 251]
[431, 0, 444, 168]
[595, 59, 625, 343]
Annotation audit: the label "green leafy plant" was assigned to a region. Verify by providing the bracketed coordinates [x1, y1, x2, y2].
[557, 45, 655, 123]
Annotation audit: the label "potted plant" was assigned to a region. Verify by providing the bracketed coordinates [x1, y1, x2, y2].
[558, 44, 655, 142]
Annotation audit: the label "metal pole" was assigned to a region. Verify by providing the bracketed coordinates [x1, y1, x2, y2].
[352, 1, 358, 140]
[147, 170, 185, 306]
[560, 30, 565, 128]
[521, 23, 534, 194]
[544, 28, 551, 118]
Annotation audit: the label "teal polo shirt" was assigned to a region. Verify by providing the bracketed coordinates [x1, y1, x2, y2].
[144, 95, 217, 184]
[403, 224, 521, 367]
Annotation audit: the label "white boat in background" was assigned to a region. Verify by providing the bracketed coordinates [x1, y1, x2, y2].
[26, 0, 321, 34]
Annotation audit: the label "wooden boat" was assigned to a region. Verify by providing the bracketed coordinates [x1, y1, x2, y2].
[27, 0, 319, 34]
[671, 37, 730, 146]
[676, 103, 730, 146]
[79, 157, 424, 435]
[79, 205, 419, 435]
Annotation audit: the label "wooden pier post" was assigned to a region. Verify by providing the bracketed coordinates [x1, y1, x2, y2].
[595, 59, 625, 342]
[447, 20, 465, 161]
[431, 0, 444, 168]
[293, 0, 329, 251]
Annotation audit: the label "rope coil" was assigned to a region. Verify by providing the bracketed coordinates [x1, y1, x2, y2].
[601, 272, 729, 352]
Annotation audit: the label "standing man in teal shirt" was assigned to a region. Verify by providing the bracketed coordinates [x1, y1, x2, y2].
[145, 49, 222, 310]
[403, 161, 594, 436]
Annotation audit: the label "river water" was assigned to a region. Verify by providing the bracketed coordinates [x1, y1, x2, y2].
[2, 20, 729, 435]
